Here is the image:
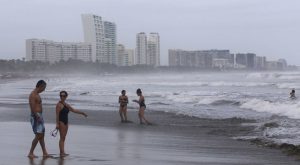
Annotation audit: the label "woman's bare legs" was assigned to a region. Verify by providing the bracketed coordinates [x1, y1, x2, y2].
[119, 106, 124, 122]
[138, 107, 150, 124]
[58, 122, 68, 156]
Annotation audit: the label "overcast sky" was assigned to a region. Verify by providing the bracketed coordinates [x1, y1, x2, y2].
[1, 0, 300, 65]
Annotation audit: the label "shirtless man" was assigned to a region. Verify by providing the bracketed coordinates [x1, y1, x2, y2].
[28, 80, 49, 158]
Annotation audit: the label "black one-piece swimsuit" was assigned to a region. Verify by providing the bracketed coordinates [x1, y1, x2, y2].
[59, 104, 70, 125]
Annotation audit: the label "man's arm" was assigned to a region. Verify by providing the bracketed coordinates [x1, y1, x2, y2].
[29, 94, 41, 118]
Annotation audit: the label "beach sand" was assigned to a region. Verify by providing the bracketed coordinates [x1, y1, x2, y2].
[0, 105, 299, 165]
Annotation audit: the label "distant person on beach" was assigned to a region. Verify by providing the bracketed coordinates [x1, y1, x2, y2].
[119, 90, 128, 122]
[290, 89, 296, 99]
[56, 90, 88, 156]
[28, 80, 49, 158]
[133, 88, 151, 125]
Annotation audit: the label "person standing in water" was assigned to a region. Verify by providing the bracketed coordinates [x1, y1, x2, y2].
[56, 90, 88, 156]
[119, 90, 128, 122]
[290, 89, 296, 99]
[133, 88, 151, 125]
[28, 80, 49, 158]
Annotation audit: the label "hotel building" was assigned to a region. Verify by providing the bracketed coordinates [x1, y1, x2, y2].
[135, 32, 160, 66]
[135, 32, 147, 65]
[147, 33, 160, 66]
[81, 14, 105, 62]
[26, 39, 92, 64]
[103, 21, 117, 64]
[117, 44, 134, 66]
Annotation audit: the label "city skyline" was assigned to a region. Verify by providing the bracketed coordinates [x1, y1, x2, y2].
[26, 14, 161, 66]
[1, 0, 300, 65]
[169, 49, 287, 70]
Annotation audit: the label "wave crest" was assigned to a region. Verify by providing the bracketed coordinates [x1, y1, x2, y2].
[240, 99, 300, 119]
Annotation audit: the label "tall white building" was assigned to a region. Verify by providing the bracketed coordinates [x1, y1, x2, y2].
[135, 32, 160, 66]
[26, 39, 92, 64]
[103, 21, 117, 64]
[117, 44, 126, 66]
[147, 33, 160, 66]
[135, 32, 147, 65]
[81, 14, 117, 64]
[125, 49, 134, 66]
[81, 14, 104, 62]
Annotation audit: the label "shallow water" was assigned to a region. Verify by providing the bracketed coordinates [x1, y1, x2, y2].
[1, 121, 299, 165]
[1, 71, 300, 145]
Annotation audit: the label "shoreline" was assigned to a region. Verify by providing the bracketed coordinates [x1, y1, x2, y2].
[1, 104, 300, 164]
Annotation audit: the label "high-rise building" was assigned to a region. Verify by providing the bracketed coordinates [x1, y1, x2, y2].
[135, 32, 147, 65]
[125, 49, 135, 66]
[147, 33, 160, 66]
[81, 14, 117, 64]
[255, 56, 266, 69]
[135, 32, 160, 66]
[246, 53, 256, 68]
[169, 49, 231, 68]
[117, 44, 126, 66]
[235, 53, 247, 68]
[26, 39, 92, 64]
[235, 53, 256, 68]
[103, 21, 117, 64]
[117, 44, 135, 66]
[81, 14, 105, 62]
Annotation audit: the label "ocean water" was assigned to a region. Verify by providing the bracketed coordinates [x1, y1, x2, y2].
[1, 71, 300, 146]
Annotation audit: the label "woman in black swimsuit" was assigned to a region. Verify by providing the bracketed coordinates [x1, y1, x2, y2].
[56, 91, 88, 156]
[133, 88, 151, 125]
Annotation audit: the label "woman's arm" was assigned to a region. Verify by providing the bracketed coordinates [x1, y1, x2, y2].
[55, 103, 62, 129]
[67, 104, 88, 117]
[133, 96, 142, 104]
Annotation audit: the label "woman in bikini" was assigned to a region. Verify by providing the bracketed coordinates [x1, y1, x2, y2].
[119, 90, 128, 122]
[133, 88, 151, 125]
[56, 91, 88, 156]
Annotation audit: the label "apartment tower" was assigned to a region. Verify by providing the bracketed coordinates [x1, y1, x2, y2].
[135, 32, 147, 65]
[103, 21, 117, 64]
[81, 14, 105, 62]
[147, 33, 160, 66]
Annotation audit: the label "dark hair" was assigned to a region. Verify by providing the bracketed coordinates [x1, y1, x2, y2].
[136, 88, 142, 94]
[60, 90, 68, 97]
[121, 90, 126, 94]
[36, 80, 46, 88]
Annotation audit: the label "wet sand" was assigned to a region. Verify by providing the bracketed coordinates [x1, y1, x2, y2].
[0, 105, 299, 165]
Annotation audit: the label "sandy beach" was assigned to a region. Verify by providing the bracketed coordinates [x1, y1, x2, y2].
[0, 104, 299, 165]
